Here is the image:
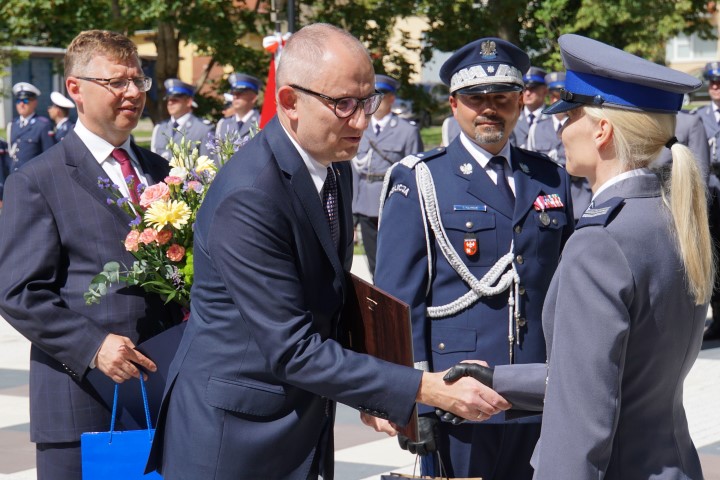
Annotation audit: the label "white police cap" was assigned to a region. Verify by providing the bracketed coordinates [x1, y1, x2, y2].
[545, 34, 701, 115]
[50, 91, 75, 109]
[13, 82, 41, 98]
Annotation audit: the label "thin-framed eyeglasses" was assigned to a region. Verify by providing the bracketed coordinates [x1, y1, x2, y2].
[290, 84, 383, 118]
[76, 76, 153, 93]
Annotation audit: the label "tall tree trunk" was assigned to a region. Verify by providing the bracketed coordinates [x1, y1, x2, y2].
[149, 21, 180, 124]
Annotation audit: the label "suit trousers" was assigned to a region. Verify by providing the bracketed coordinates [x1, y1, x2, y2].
[356, 214, 379, 278]
[37, 441, 82, 480]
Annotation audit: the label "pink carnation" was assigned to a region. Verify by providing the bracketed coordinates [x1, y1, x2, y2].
[139, 182, 170, 208]
[156, 230, 173, 245]
[164, 176, 183, 186]
[167, 244, 186, 262]
[139, 228, 158, 245]
[187, 180, 203, 193]
[124, 230, 140, 252]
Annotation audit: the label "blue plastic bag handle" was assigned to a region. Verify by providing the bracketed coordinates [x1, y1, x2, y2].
[108, 375, 153, 442]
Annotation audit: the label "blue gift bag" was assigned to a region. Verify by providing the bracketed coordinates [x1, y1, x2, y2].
[81, 376, 162, 479]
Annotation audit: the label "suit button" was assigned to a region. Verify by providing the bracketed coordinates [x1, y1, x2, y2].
[516, 255, 524, 264]
[438, 342, 446, 350]
[465, 221, 473, 229]
[518, 286, 526, 295]
[518, 318, 527, 327]
[514, 225, 522, 234]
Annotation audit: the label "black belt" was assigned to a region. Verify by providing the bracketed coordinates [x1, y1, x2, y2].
[359, 173, 385, 182]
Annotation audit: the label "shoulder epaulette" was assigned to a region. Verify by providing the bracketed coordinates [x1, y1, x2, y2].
[689, 106, 700, 115]
[399, 146, 446, 170]
[576, 197, 624, 229]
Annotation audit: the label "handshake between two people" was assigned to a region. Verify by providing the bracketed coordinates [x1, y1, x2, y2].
[360, 362, 505, 455]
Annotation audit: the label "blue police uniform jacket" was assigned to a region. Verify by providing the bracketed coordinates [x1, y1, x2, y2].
[511, 110, 550, 149]
[375, 136, 574, 422]
[693, 104, 720, 166]
[54, 119, 75, 142]
[151, 114, 215, 161]
[0, 139, 9, 200]
[352, 113, 423, 217]
[493, 173, 706, 479]
[533, 118, 592, 221]
[215, 110, 260, 142]
[7, 114, 55, 173]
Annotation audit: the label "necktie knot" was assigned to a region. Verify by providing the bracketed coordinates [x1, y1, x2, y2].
[323, 166, 340, 248]
[375, 124, 381, 135]
[111, 148, 141, 203]
[237, 120, 244, 131]
[172, 121, 179, 130]
[528, 112, 535, 126]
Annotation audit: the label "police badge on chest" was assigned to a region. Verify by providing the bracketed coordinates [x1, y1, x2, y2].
[463, 233, 478, 257]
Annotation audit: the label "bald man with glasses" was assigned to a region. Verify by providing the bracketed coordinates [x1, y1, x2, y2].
[0, 30, 180, 479]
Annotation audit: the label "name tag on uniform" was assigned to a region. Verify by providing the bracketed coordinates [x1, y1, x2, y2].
[453, 204, 487, 212]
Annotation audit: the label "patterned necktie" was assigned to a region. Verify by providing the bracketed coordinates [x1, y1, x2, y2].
[488, 156, 515, 208]
[111, 148, 141, 203]
[323, 166, 340, 247]
[528, 112, 535, 127]
[375, 124, 381, 135]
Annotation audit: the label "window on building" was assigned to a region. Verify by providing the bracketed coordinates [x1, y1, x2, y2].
[666, 33, 717, 62]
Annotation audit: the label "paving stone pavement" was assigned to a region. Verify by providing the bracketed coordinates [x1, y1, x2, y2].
[0, 255, 718, 479]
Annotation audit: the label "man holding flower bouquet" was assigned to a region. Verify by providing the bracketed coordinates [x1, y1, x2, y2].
[0, 30, 180, 479]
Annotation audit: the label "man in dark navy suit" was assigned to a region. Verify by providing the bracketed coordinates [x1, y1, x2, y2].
[0, 30, 178, 479]
[147, 23, 510, 480]
[376, 37, 574, 480]
[6, 82, 55, 175]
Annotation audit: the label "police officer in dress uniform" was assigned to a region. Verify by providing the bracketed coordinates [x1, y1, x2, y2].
[511, 66, 550, 150]
[691, 61, 720, 339]
[375, 38, 575, 480]
[533, 72, 592, 221]
[448, 34, 711, 479]
[151, 78, 214, 161]
[6, 82, 55, 176]
[0, 138, 9, 208]
[352, 74, 423, 278]
[215, 73, 261, 142]
[48, 91, 76, 142]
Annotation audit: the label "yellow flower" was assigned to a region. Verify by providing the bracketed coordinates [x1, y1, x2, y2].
[145, 199, 192, 230]
[195, 155, 216, 173]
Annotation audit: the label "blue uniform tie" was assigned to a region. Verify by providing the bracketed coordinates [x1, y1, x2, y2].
[488, 156, 515, 208]
[323, 166, 340, 247]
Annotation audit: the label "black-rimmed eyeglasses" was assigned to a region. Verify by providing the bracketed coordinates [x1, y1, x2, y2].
[290, 84, 383, 118]
[76, 76, 153, 93]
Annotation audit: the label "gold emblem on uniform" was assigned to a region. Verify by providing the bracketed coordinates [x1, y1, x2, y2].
[480, 40, 497, 59]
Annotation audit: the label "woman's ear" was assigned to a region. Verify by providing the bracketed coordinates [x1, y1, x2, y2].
[595, 118, 613, 150]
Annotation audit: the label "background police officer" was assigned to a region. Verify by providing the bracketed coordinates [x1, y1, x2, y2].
[512, 66, 549, 150]
[533, 71, 592, 221]
[375, 38, 574, 480]
[691, 61, 720, 339]
[151, 78, 214, 161]
[0, 139, 8, 209]
[6, 82, 55, 176]
[47, 91, 75, 142]
[215, 73, 261, 141]
[352, 74, 423, 278]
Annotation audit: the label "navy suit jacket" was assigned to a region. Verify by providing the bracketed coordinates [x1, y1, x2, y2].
[0, 130, 178, 443]
[148, 117, 422, 479]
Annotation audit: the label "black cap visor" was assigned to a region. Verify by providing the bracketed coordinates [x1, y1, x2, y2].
[455, 83, 523, 95]
[543, 89, 603, 115]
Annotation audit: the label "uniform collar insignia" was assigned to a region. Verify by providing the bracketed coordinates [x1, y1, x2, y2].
[460, 162, 473, 175]
[519, 163, 530, 174]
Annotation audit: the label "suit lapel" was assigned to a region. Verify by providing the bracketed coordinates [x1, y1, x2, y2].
[64, 131, 134, 227]
[133, 143, 169, 185]
[511, 147, 545, 221]
[265, 119, 345, 281]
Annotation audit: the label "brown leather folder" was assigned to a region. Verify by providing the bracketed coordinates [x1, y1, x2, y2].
[340, 272, 418, 442]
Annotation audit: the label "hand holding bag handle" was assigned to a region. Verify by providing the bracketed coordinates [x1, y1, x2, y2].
[81, 376, 162, 479]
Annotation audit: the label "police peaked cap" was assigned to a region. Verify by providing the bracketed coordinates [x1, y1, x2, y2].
[523, 66, 547, 86]
[13, 82, 41, 99]
[228, 73, 261, 93]
[545, 34, 701, 115]
[440, 37, 530, 95]
[164, 78, 195, 97]
[375, 75, 399, 94]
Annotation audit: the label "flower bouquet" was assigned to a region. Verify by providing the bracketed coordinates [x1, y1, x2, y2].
[84, 133, 242, 309]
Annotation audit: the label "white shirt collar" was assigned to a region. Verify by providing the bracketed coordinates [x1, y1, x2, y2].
[172, 112, 192, 127]
[459, 133, 512, 170]
[56, 117, 69, 128]
[20, 113, 36, 123]
[280, 124, 328, 198]
[592, 168, 652, 201]
[372, 113, 392, 130]
[552, 115, 566, 131]
[524, 106, 544, 119]
[235, 110, 256, 124]
[73, 119, 137, 165]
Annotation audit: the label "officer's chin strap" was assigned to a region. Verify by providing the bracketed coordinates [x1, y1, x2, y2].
[414, 161, 522, 364]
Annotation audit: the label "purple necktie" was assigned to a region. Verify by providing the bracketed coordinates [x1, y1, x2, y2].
[111, 148, 141, 203]
[323, 166, 340, 247]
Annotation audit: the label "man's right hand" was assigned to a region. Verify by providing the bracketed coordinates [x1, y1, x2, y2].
[416, 369, 510, 422]
[398, 416, 438, 456]
[95, 334, 157, 383]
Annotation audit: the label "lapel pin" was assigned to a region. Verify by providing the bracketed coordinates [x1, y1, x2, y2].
[460, 163, 473, 175]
